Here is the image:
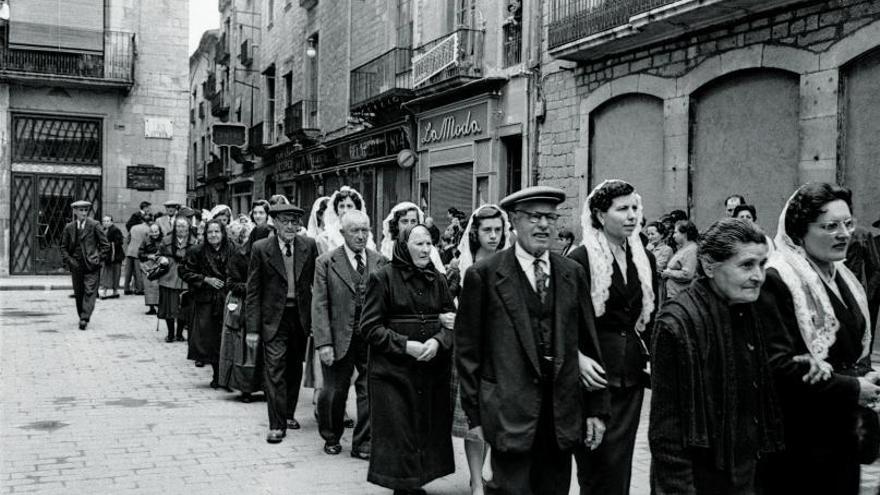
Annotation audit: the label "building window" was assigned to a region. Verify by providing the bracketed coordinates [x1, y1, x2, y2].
[306, 33, 319, 103]
[283, 72, 293, 107]
[397, 0, 413, 48]
[502, 135, 522, 195]
[454, 0, 477, 28]
[12, 114, 102, 166]
[266, 73, 276, 142]
[201, 135, 207, 162]
[267, 0, 275, 25]
[503, 0, 522, 67]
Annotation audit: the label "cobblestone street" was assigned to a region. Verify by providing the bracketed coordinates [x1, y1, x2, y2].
[0, 289, 877, 494]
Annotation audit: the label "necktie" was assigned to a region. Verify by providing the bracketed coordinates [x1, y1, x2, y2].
[355, 252, 365, 275]
[284, 242, 292, 257]
[534, 258, 547, 303]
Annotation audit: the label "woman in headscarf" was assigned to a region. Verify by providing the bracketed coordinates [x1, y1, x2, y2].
[380, 202, 446, 275]
[359, 224, 457, 494]
[649, 218, 788, 494]
[758, 183, 880, 494]
[208, 204, 233, 228]
[138, 222, 163, 315]
[179, 219, 232, 388]
[446, 204, 510, 495]
[568, 179, 657, 495]
[156, 216, 197, 343]
[320, 187, 377, 255]
[218, 220, 255, 394]
[305, 196, 331, 248]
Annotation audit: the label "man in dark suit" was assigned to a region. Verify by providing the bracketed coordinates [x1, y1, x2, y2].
[455, 186, 609, 495]
[61, 200, 111, 330]
[125, 200, 151, 233]
[312, 209, 384, 458]
[246, 203, 318, 444]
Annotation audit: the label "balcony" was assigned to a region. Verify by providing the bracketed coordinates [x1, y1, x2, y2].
[206, 158, 225, 181]
[240, 39, 253, 67]
[215, 33, 230, 65]
[547, 0, 809, 62]
[210, 91, 230, 118]
[412, 28, 484, 92]
[248, 122, 266, 156]
[0, 25, 135, 91]
[350, 47, 413, 114]
[203, 73, 217, 98]
[284, 99, 319, 139]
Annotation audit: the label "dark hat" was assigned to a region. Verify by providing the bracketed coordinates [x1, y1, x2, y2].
[163, 200, 182, 207]
[71, 200, 92, 208]
[499, 186, 566, 211]
[269, 204, 305, 217]
[178, 206, 195, 218]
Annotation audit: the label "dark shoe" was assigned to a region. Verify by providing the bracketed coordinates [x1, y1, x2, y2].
[239, 393, 252, 404]
[323, 442, 342, 455]
[343, 417, 355, 429]
[145, 308, 156, 315]
[393, 490, 426, 495]
[286, 418, 300, 430]
[135, 290, 144, 296]
[124, 290, 133, 295]
[350, 449, 370, 460]
[107, 293, 120, 299]
[195, 361, 205, 367]
[78, 319, 87, 331]
[165, 335, 175, 343]
[266, 429, 285, 444]
[176, 335, 186, 342]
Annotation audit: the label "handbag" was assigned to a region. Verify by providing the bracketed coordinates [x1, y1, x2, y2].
[141, 257, 170, 281]
[837, 362, 880, 464]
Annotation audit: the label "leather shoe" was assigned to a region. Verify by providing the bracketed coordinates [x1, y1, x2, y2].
[350, 449, 370, 460]
[78, 319, 87, 331]
[343, 417, 355, 429]
[323, 442, 342, 455]
[286, 418, 300, 430]
[266, 429, 285, 444]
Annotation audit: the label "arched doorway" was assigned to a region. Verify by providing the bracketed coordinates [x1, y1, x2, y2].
[841, 48, 880, 225]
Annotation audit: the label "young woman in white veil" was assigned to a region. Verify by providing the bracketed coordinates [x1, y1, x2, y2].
[567, 179, 657, 495]
[380, 201, 446, 274]
[757, 183, 879, 495]
[447, 204, 510, 495]
[319, 186, 376, 254]
[305, 196, 330, 254]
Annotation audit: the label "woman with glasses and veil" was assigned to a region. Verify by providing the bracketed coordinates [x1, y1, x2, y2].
[568, 179, 658, 495]
[758, 183, 880, 494]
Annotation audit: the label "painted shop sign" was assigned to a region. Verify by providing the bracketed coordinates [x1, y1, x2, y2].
[334, 126, 410, 167]
[418, 103, 487, 149]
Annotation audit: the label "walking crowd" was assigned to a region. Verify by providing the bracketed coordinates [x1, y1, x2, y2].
[59, 178, 880, 494]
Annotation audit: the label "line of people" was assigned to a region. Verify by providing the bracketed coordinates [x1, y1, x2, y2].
[60, 178, 880, 495]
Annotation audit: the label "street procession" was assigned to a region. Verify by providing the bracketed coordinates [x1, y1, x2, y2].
[1, 0, 880, 494]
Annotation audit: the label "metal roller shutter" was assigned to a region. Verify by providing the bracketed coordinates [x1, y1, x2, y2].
[430, 162, 473, 233]
[10, 0, 105, 52]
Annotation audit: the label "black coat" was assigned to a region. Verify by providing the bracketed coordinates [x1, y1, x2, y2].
[105, 225, 125, 264]
[568, 245, 658, 388]
[61, 218, 110, 273]
[757, 268, 869, 494]
[455, 247, 609, 454]
[358, 263, 456, 489]
[245, 234, 317, 343]
[179, 242, 231, 363]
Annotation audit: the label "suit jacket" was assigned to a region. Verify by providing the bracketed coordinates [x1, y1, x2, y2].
[568, 245, 658, 388]
[156, 215, 176, 236]
[61, 218, 111, 273]
[455, 247, 610, 454]
[312, 246, 385, 359]
[125, 223, 150, 257]
[246, 234, 318, 343]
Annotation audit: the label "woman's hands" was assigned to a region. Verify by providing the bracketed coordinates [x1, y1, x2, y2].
[405, 338, 440, 361]
[204, 277, 225, 290]
[439, 312, 456, 330]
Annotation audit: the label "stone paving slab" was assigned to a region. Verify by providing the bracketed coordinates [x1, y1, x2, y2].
[0, 291, 878, 494]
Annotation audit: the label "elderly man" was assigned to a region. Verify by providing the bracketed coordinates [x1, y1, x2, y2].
[61, 200, 110, 330]
[455, 186, 609, 494]
[246, 203, 318, 444]
[156, 200, 181, 235]
[312, 209, 385, 458]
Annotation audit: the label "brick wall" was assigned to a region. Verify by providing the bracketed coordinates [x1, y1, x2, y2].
[537, 0, 880, 225]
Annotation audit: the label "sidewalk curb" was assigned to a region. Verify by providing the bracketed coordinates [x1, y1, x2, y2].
[0, 284, 73, 291]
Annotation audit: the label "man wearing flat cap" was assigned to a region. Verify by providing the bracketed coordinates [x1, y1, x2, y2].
[156, 200, 181, 235]
[61, 200, 111, 330]
[455, 186, 610, 494]
[246, 204, 318, 443]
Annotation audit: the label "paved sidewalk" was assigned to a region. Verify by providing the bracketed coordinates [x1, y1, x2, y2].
[0, 276, 72, 291]
[0, 290, 877, 494]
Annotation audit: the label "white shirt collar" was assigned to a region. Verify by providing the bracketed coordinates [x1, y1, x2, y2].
[278, 235, 293, 251]
[515, 242, 550, 272]
[343, 243, 364, 269]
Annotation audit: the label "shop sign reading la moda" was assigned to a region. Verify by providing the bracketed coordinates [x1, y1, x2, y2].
[418, 102, 487, 148]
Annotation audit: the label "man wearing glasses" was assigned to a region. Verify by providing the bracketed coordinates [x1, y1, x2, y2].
[455, 186, 609, 494]
[247, 204, 318, 444]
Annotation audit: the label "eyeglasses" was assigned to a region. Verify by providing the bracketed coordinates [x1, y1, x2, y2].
[811, 218, 855, 234]
[515, 209, 560, 225]
[276, 217, 301, 226]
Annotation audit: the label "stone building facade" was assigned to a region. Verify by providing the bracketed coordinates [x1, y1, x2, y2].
[0, 0, 189, 276]
[539, 0, 880, 234]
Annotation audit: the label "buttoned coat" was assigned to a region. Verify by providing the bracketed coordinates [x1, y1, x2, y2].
[61, 218, 110, 273]
[311, 246, 385, 359]
[246, 234, 317, 343]
[455, 247, 610, 454]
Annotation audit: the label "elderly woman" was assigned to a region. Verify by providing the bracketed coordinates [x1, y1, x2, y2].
[319, 186, 377, 254]
[359, 224, 456, 494]
[138, 222, 163, 315]
[649, 219, 791, 494]
[568, 179, 657, 495]
[381, 202, 446, 275]
[156, 216, 197, 342]
[179, 220, 232, 388]
[218, 220, 255, 394]
[663, 220, 700, 301]
[447, 205, 510, 495]
[758, 183, 880, 495]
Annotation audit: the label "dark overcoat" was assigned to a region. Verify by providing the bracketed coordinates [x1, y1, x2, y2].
[179, 242, 230, 363]
[61, 218, 110, 273]
[455, 247, 610, 454]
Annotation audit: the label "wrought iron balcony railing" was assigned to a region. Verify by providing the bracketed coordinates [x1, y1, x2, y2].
[215, 33, 230, 65]
[548, 0, 677, 49]
[0, 25, 135, 88]
[203, 73, 217, 98]
[350, 47, 413, 109]
[210, 91, 229, 118]
[412, 28, 484, 89]
[284, 99, 319, 137]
